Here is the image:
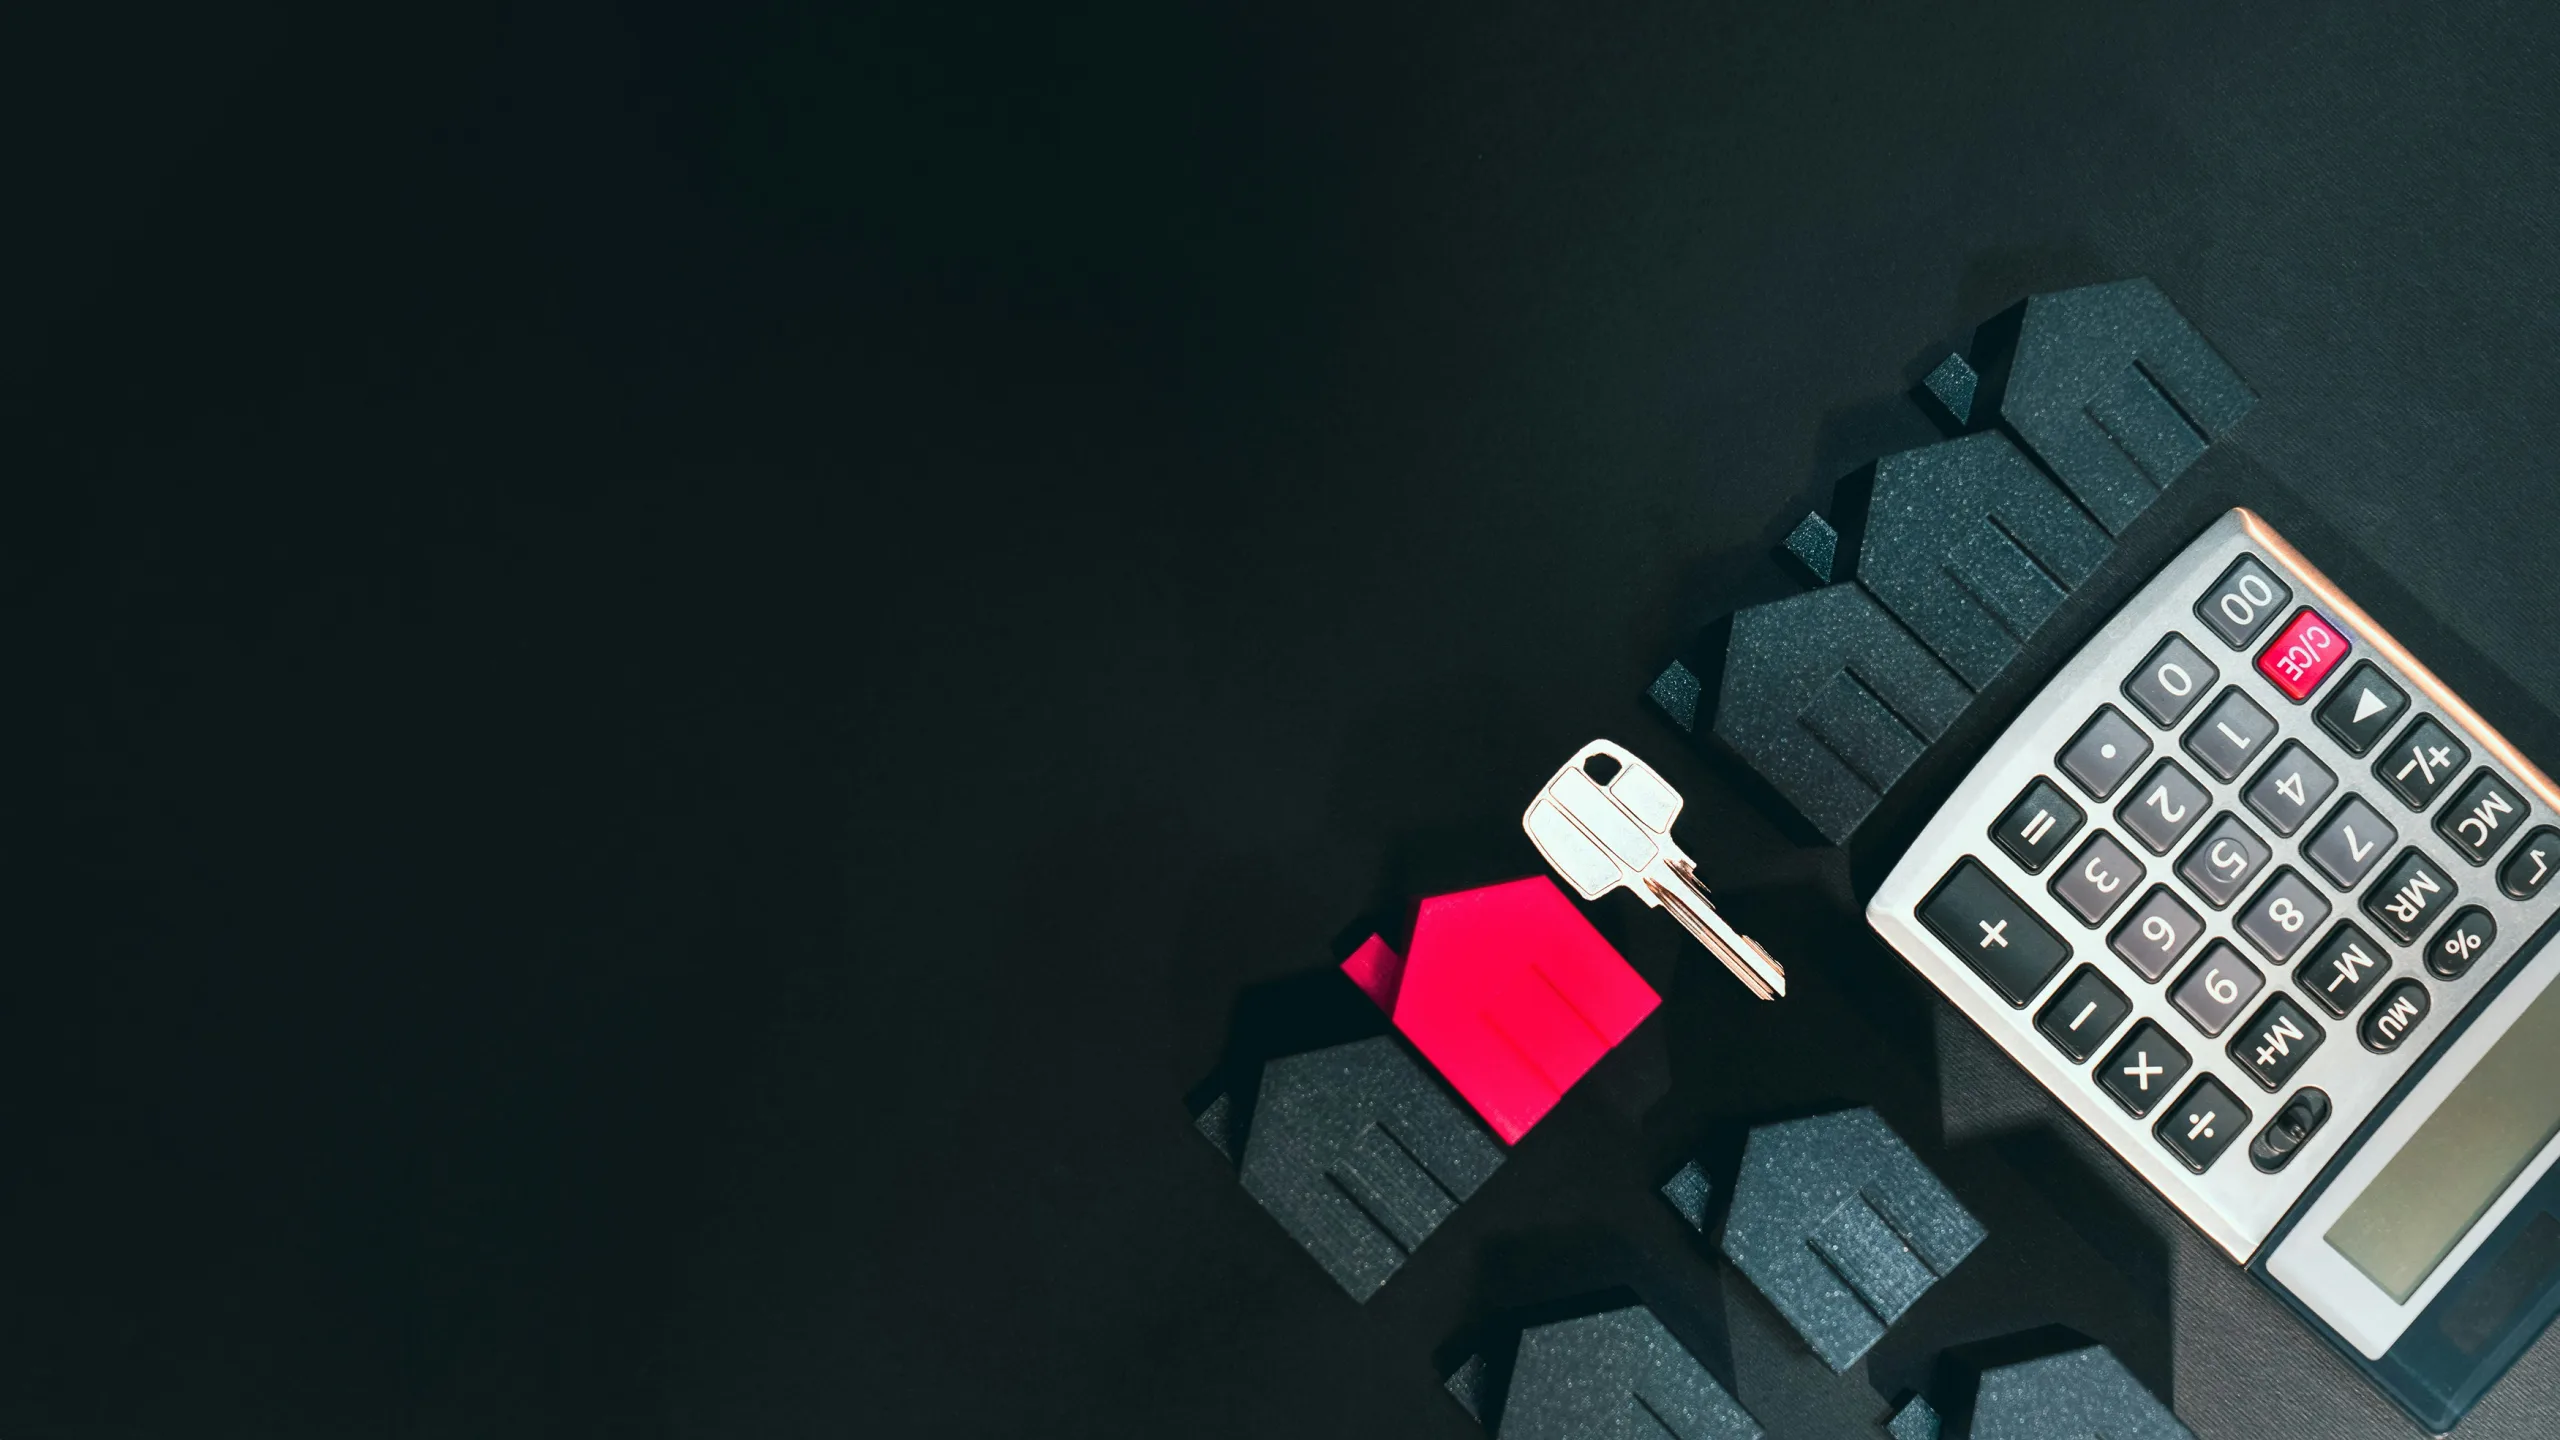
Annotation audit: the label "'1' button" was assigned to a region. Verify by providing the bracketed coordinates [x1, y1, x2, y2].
[2257, 608, 2350, 701]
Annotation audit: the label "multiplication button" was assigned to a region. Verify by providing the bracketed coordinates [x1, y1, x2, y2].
[2501, 829, 2560, 900]
[2158, 1075, 2251, 1173]
[1991, 778, 2085, 873]
[2437, 770, 2527, 865]
[2317, 662, 2408, 755]
[2100, 1021, 2193, 1117]
[1920, 859, 2072, 1007]
[2124, 633, 2220, 727]
[2196, 555, 2293, 649]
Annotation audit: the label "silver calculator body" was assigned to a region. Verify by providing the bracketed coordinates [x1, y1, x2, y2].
[1870, 508, 2560, 1432]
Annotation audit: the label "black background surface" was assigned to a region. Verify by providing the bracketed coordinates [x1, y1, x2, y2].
[12, 2, 2560, 1436]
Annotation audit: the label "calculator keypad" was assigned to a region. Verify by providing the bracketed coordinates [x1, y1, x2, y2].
[2178, 814, 2271, 908]
[2243, 742, 2336, 836]
[2186, 689, 2279, 781]
[2303, 795, 2398, 889]
[2376, 717, 2470, 809]
[2060, 706, 2152, 801]
[2126, 634, 2220, 726]
[2118, 760, 2211, 854]
[1871, 513, 2560, 1260]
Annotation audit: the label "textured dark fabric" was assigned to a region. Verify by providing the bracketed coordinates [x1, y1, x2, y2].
[19, 3, 2560, 1438]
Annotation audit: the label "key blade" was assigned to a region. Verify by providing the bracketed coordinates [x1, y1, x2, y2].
[1646, 862, 1786, 1000]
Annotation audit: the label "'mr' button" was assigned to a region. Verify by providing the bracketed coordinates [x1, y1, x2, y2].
[2257, 608, 2350, 701]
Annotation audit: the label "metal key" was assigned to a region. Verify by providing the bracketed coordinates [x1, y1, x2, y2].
[1522, 739, 1786, 1000]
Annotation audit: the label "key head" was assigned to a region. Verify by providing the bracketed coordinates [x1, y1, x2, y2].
[1523, 740, 1683, 902]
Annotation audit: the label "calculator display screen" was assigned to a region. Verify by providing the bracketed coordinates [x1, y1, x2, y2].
[2326, 969, 2560, 1302]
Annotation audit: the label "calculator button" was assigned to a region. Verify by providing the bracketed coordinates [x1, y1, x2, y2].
[1991, 778, 2085, 873]
[2197, 555, 2294, 649]
[2100, 1022, 2193, 1117]
[2177, 813, 2271, 908]
[2124, 633, 2220, 727]
[2059, 706, 2153, 801]
[2437, 769, 2528, 865]
[2359, 978, 2432, 1053]
[2157, 1075, 2251, 1173]
[2242, 742, 2337, 836]
[2050, 832, 2146, 925]
[2364, 848, 2455, 944]
[2110, 886, 2207, 981]
[1920, 859, 2072, 1006]
[2036, 966, 2132, 1062]
[2300, 921, 2393, 1017]
[2117, 760, 2211, 855]
[2250, 1087, 2332, 1173]
[2302, 795, 2399, 889]
[2255, 608, 2351, 702]
[2183, 688, 2279, 782]
[2375, 717, 2471, 810]
[2500, 828, 2560, 900]
[2229, 995, 2326, 1091]
[2170, 941, 2264, 1036]
[2428, 907, 2496, 980]
[2316, 662, 2409, 755]
[2235, 869, 2331, 964]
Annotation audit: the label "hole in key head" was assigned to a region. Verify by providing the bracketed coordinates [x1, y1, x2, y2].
[1582, 752, 1622, 785]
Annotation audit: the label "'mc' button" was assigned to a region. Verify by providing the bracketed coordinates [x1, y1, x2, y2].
[2256, 608, 2350, 702]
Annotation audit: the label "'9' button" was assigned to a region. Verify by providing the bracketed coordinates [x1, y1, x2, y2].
[2257, 608, 2351, 702]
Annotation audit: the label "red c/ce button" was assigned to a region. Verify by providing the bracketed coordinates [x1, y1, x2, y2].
[2257, 608, 2350, 701]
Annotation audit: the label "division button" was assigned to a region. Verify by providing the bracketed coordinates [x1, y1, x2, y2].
[2036, 965, 2133, 1062]
[2256, 608, 2351, 702]
[1919, 859, 2072, 1007]
[2124, 633, 2221, 727]
[2051, 832, 2146, 926]
[2236, 868, 2331, 964]
[2229, 995, 2326, 1091]
[1991, 778, 2086, 873]
[2158, 1075, 2252, 1173]
[2299, 921, 2393, 1018]
[2170, 941, 2265, 1036]
[2303, 795, 2399, 890]
[2376, 717, 2471, 810]
[2184, 688, 2279, 783]
[2364, 848, 2456, 945]
[2099, 1021, 2193, 1117]
[2117, 759, 2211, 855]
[2428, 907, 2496, 980]
[2250, 1087, 2332, 1173]
[2177, 813, 2272, 908]
[2500, 828, 2560, 901]
[2197, 555, 2294, 649]
[2437, 770, 2528, 866]
[2243, 742, 2337, 837]
[2360, 978, 2432, 1053]
[2317, 662, 2409, 755]
[2059, 706, 2153, 802]
[2110, 886, 2207, 981]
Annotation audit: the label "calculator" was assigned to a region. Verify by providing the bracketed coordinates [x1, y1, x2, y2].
[1868, 507, 2560, 1432]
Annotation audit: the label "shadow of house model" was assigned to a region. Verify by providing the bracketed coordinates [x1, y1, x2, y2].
[1648, 278, 2257, 844]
